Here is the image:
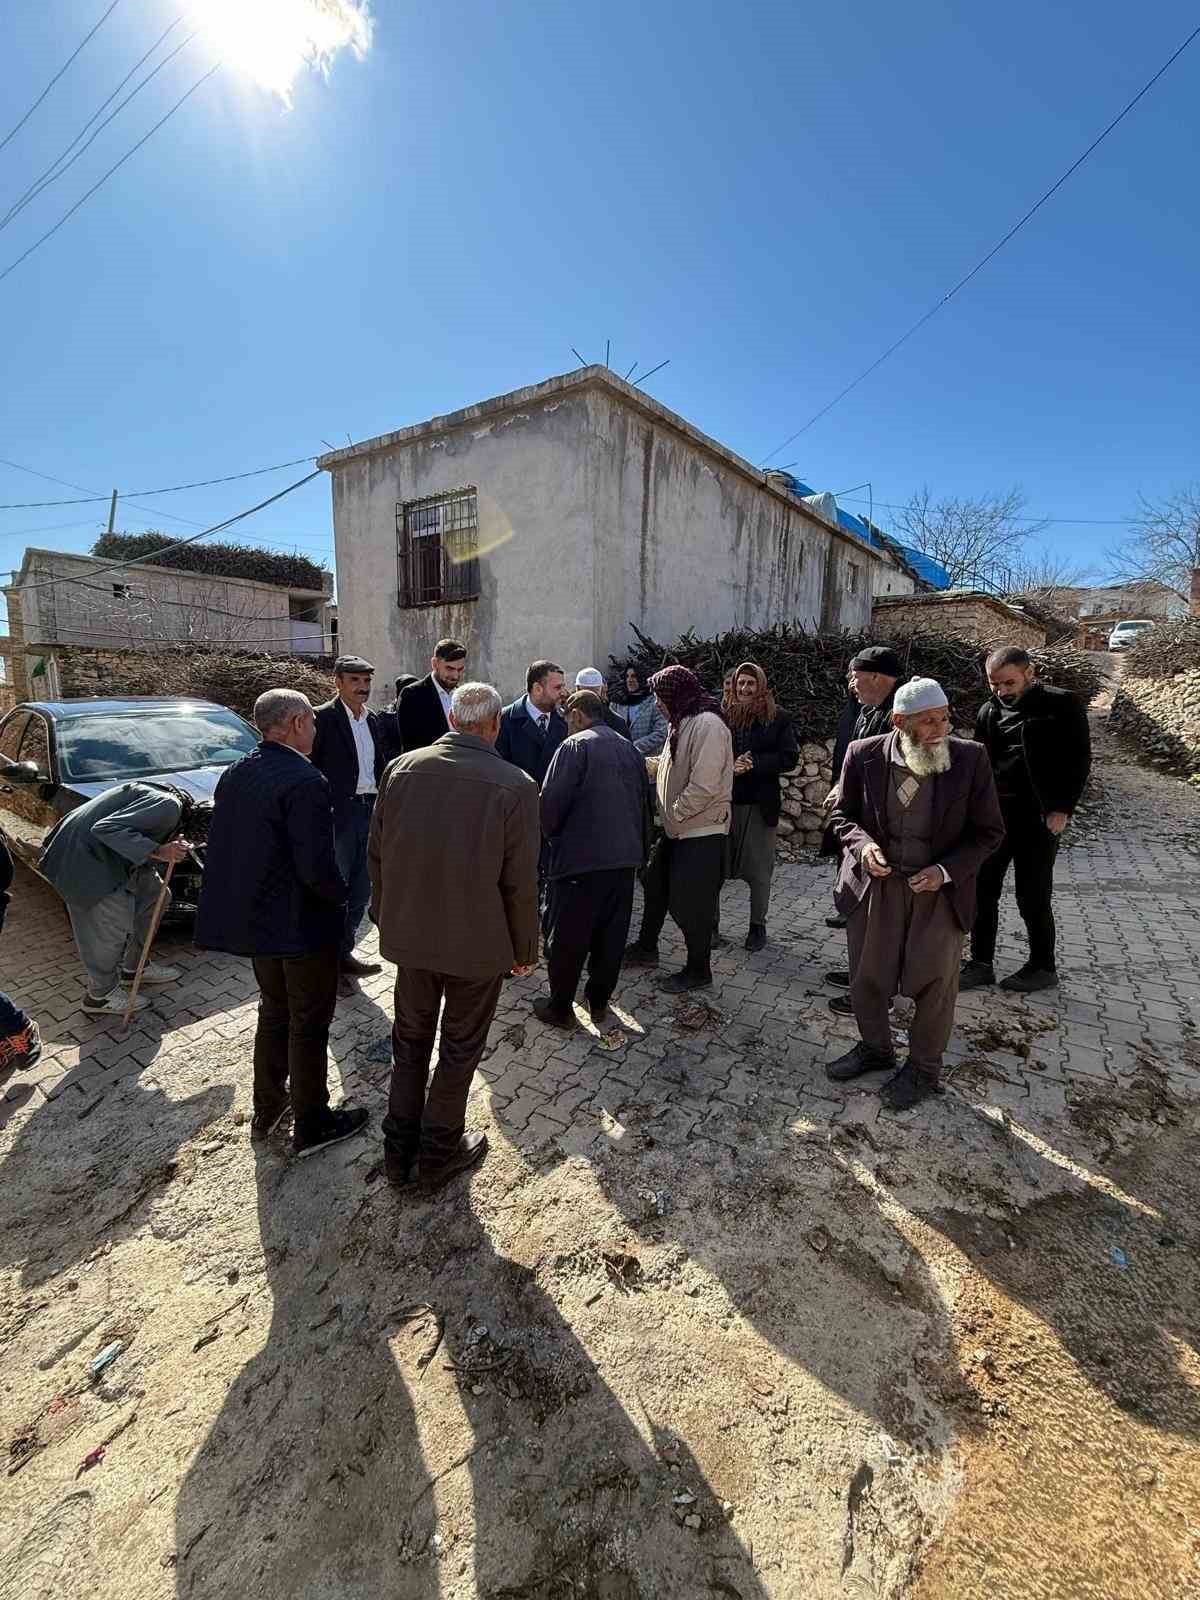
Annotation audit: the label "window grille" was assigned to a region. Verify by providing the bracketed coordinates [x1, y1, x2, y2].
[396, 488, 479, 608]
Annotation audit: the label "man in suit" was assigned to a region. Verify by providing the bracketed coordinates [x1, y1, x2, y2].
[960, 645, 1092, 994]
[196, 689, 367, 1159]
[533, 690, 652, 1031]
[397, 638, 468, 753]
[825, 677, 1004, 1111]
[369, 681, 539, 1193]
[310, 654, 387, 977]
[496, 659, 568, 785]
[39, 782, 193, 1015]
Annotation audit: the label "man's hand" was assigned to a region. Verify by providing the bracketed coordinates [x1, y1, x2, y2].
[732, 753, 753, 775]
[511, 963, 535, 978]
[907, 866, 943, 894]
[822, 787, 839, 812]
[861, 843, 891, 878]
[1045, 811, 1070, 836]
[151, 839, 190, 864]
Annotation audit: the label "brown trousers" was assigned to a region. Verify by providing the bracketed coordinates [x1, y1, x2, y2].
[847, 877, 961, 1077]
[382, 966, 504, 1166]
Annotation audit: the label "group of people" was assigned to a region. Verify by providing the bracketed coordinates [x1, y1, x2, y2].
[0, 631, 1090, 1178]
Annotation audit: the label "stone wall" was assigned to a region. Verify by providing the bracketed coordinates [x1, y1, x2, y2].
[872, 594, 1045, 649]
[1109, 670, 1200, 775]
[776, 740, 836, 860]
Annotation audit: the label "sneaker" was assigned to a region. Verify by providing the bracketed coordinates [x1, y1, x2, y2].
[82, 987, 149, 1016]
[658, 967, 713, 994]
[119, 961, 181, 985]
[958, 960, 996, 991]
[293, 1105, 369, 1158]
[532, 996, 578, 1032]
[418, 1131, 488, 1193]
[825, 1041, 895, 1082]
[745, 924, 767, 952]
[0, 1019, 42, 1072]
[340, 954, 382, 978]
[622, 942, 660, 968]
[825, 970, 851, 988]
[999, 965, 1059, 993]
[250, 1103, 289, 1142]
[879, 1061, 941, 1111]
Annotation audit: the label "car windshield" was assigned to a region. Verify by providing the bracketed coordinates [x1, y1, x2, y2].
[56, 708, 258, 782]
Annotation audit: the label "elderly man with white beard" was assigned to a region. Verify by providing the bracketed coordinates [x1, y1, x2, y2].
[824, 678, 1005, 1111]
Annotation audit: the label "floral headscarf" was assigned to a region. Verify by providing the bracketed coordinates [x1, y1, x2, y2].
[649, 665, 724, 756]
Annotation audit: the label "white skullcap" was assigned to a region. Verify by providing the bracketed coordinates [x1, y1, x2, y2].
[893, 676, 949, 715]
[574, 667, 604, 688]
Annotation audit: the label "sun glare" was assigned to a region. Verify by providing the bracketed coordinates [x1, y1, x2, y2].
[190, 0, 372, 105]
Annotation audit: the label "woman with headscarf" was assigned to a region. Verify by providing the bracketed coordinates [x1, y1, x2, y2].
[717, 661, 799, 951]
[623, 665, 733, 991]
[611, 664, 668, 756]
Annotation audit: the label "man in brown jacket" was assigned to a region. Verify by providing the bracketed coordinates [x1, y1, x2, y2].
[368, 681, 540, 1191]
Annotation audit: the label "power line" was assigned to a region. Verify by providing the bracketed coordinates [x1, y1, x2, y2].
[0, 62, 220, 287]
[759, 23, 1200, 465]
[0, 1, 124, 157]
[1, 22, 194, 236]
[0, 454, 317, 508]
[837, 495, 1132, 527]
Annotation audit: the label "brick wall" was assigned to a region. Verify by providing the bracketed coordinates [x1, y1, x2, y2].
[872, 595, 1045, 649]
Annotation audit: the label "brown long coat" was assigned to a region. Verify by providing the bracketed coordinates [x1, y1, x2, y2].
[368, 732, 540, 978]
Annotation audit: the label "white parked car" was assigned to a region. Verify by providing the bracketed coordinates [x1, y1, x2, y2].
[1107, 619, 1155, 651]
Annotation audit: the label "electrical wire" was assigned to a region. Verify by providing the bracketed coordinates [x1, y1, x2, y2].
[759, 23, 1200, 465]
[0, 62, 220, 287]
[0, 454, 317, 508]
[836, 496, 1132, 526]
[0, 1, 124, 156]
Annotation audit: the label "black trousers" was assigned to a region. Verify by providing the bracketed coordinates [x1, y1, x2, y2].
[251, 948, 339, 1130]
[636, 833, 724, 974]
[971, 807, 1059, 969]
[382, 965, 504, 1167]
[547, 867, 636, 1013]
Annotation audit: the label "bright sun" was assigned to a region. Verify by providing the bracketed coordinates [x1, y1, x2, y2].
[190, 0, 372, 104]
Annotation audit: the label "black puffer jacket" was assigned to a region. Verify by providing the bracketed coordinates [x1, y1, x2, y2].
[975, 682, 1091, 815]
[730, 713, 799, 827]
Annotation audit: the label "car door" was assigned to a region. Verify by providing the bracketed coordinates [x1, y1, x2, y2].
[0, 710, 37, 862]
[17, 712, 65, 847]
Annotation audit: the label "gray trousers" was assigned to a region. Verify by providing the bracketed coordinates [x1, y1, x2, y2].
[67, 865, 168, 998]
[846, 876, 961, 1077]
[722, 803, 778, 924]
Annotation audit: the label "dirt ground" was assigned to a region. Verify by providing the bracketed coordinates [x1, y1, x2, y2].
[1, 698, 1198, 1599]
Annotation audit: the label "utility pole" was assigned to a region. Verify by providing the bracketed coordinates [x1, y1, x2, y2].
[106, 489, 118, 537]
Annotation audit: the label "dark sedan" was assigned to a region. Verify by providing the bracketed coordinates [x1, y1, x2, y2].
[0, 697, 259, 912]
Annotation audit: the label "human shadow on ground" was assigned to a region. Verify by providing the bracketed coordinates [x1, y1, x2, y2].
[173, 1145, 769, 1599]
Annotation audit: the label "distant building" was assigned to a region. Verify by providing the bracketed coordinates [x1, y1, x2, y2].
[2, 547, 334, 701]
[317, 367, 904, 697]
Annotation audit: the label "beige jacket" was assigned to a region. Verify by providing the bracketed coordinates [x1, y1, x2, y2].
[655, 711, 733, 839]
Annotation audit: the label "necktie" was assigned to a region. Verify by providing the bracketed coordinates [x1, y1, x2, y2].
[537, 714, 548, 735]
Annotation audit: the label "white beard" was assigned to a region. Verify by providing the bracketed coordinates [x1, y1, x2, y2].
[899, 732, 951, 777]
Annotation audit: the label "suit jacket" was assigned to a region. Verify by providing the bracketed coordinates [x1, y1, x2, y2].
[495, 697, 568, 789]
[39, 783, 182, 909]
[368, 733, 540, 978]
[831, 732, 1004, 932]
[310, 697, 386, 826]
[540, 725, 652, 880]
[195, 742, 346, 958]
[397, 675, 451, 754]
[975, 682, 1091, 815]
[821, 689, 898, 857]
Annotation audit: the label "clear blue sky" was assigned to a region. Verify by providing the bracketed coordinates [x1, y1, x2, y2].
[2, 0, 1198, 625]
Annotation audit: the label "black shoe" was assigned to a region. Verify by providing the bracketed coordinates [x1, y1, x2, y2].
[879, 1062, 941, 1111]
[958, 960, 996, 991]
[659, 967, 713, 994]
[999, 965, 1058, 993]
[419, 1131, 488, 1192]
[825, 913, 847, 929]
[385, 1147, 417, 1188]
[584, 993, 611, 1028]
[293, 1106, 369, 1158]
[825, 970, 851, 988]
[829, 992, 895, 1019]
[711, 931, 729, 949]
[825, 1041, 896, 1082]
[532, 996, 578, 1031]
[341, 955, 382, 978]
[623, 942, 660, 967]
[250, 1103, 289, 1142]
[745, 923, 767, 952]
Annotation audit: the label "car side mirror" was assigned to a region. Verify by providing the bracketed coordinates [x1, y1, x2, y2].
[3, 760, 40, 785]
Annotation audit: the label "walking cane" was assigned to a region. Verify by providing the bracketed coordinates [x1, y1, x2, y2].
[120, 859, 176, 1034]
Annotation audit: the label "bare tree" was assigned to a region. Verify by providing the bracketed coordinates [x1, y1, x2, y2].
[993, 549, 1095, 608]
[893, 486, 1049, 590]
[1107, 485, 1200, 601]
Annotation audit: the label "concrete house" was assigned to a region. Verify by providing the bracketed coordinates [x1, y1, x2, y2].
[318, 368, 900, 698]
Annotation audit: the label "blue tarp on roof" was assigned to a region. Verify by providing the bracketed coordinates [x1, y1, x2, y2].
[769, 472, 951, 590]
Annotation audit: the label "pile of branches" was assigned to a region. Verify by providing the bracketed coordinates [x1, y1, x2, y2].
[92, 532, 328, 593]
[60, 644, 334, 721]
[609, 623, 1103, 744]
[1122, 618, 1200, 680]
[1002, 593, 1076, 644]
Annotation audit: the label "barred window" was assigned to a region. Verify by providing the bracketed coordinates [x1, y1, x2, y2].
[396, 488, 480, 608]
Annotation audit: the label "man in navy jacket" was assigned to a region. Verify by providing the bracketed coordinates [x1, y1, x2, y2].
[196, 689, 368, 1160]
[496, 659, 569, 786]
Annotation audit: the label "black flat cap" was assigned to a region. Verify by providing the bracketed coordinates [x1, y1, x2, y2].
[334, 654, 375, 674]
[850, 645, 903, 677]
